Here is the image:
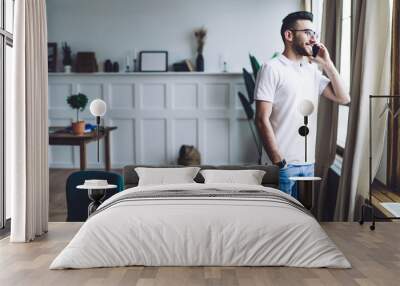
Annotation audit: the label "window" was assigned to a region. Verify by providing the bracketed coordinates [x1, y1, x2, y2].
[1, 0, 14, 229]
[336, 0, 351, 154]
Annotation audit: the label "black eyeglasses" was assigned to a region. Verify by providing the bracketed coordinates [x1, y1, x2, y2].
[290, 29, 318, 38]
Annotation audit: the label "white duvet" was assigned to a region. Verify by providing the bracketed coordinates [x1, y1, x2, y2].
[50, 183, 351, 269]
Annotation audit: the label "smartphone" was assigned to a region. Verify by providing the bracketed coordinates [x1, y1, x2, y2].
[312, 45, 320, 57]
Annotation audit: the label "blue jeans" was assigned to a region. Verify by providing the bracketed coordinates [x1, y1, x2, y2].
[279, 163, 315, 199]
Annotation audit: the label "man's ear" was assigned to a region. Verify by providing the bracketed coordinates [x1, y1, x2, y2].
[284, 30, 293, 42]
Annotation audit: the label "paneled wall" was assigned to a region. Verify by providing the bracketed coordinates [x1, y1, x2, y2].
[48, 73, 259, 168]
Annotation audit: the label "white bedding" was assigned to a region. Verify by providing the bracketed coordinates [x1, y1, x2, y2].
[50, 183, 351, 269]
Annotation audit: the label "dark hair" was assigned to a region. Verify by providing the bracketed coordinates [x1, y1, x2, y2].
[280, 11, 313, 42]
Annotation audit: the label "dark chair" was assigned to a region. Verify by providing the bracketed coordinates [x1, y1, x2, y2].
[66, 171, 124, 222]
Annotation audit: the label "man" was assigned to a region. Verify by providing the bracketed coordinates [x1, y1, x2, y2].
[254, 11, 350, 198]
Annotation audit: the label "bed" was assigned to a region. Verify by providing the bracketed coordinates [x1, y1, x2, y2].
[50, 165, 350, 269]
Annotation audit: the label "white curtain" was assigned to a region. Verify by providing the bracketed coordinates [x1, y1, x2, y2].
[7, 0, 49, 242]
[335, 0, 391, 221]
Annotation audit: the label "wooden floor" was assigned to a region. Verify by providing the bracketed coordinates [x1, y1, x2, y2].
[0, 222, 399, 286]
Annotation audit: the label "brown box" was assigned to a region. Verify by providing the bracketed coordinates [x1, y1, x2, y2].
[75, 52, 98, 73]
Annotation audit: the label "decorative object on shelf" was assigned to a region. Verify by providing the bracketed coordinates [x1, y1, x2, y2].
[177, 145, 201, 165]
[139, 51, 168, 72]
[125, 55, 130, 72]
[104, 59, 113, 72]
[62, 42, 72, 73]
[112, 61, 119, 72]
[223, 61, 228, 72]
[196, 54, 204, 72]
[67, 93, 89, 135]
[186, 59, 195, 71]
[48, 42, 57, 72]
[76, 52, 98, 73]
[65, 123, 96, 133]
[194, 27, 207, 72]
[237, 54, 263, 164]
[173, 59, 194, 72]
[132, 48, 138, 72]
[90, 99, 107, 162]
[297, 99, 314, 162]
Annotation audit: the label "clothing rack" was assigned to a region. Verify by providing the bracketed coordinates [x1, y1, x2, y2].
[359, 95, 400, 230]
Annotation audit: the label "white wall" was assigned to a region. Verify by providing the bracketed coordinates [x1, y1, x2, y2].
[46, 0, 303, 72]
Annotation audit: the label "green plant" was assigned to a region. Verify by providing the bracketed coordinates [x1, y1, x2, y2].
[67, 93, 88, 122]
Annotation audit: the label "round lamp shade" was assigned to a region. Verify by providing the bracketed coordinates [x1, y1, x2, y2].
[297, 99, 314, 116]
[90, 99, 107, 117]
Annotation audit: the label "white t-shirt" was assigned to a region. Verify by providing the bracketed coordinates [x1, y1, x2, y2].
[254, 54, 330, 164]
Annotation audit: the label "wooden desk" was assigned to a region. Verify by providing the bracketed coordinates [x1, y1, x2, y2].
[49, 126, 117, 170]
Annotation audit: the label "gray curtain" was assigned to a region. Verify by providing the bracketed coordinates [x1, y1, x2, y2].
[314, 0, 342, 221]
[335, 0, 366, 221]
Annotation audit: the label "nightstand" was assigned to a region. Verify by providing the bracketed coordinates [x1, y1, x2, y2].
[289, 176, 321, 210]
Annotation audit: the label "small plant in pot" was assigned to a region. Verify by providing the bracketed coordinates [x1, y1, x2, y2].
[67, 93, 88, 135]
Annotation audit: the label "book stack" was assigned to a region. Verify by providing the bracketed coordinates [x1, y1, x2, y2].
[173, 59, 194, 72]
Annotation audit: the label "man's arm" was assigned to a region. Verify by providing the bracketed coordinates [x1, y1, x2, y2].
[255, 100, 283, 164]
[313, 44, 351, 105]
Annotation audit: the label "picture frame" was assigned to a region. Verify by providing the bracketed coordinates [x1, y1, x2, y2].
[48, 42, 57, 72]
[139, 51, 168, 72]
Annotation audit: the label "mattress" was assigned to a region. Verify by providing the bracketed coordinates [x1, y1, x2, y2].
[50, 183, 351, 269]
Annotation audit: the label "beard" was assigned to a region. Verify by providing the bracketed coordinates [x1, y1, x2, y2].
[292, 37, 311, 56]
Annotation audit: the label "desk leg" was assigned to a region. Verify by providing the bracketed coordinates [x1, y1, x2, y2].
[80, 142, 87, 170]
[105, 133, 110, 171]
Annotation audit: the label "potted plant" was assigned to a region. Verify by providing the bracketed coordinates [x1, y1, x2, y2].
[67, 93, 88, 135]
[62, 42, 72, 73]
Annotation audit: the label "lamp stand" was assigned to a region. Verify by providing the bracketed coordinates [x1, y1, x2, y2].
[304, 116, 308, 162]
[96, 116, 100, 162]
[298, 116, 309, 163]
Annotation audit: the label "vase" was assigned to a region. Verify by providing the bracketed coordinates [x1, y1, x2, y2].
[196, 53, 204, 72]
[64, 65, 72, 73]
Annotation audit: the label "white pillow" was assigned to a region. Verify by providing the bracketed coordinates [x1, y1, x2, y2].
[200, 169, 266, 185]
[135, 167, 201, 186]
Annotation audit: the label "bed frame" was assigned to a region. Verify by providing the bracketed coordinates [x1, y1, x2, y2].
[123, 165, 279, 190]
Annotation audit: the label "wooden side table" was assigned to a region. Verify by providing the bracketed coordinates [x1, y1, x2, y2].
[76, 184, 117, 216]
[289, 176, 321, 210]
[49, 126, 117, 170]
